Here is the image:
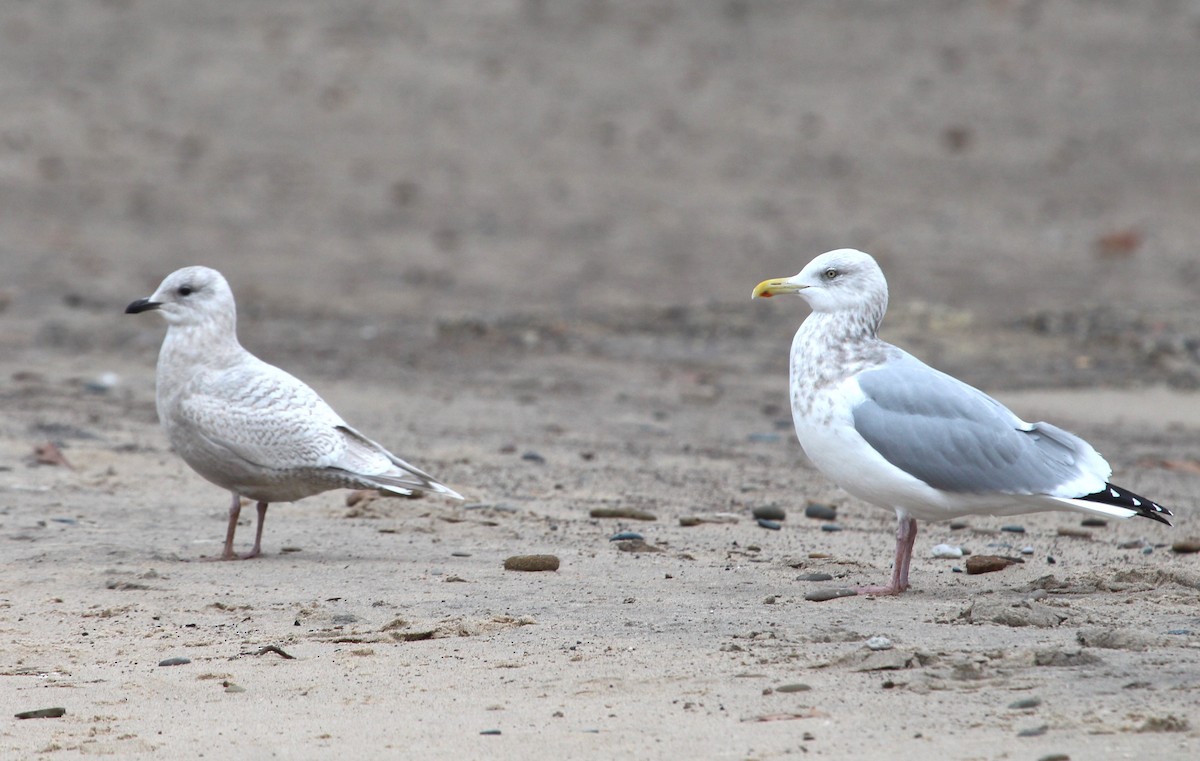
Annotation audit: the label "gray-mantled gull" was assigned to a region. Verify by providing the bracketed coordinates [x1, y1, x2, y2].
[126, 266, 463, 560]
[752, 249, 1171, 595]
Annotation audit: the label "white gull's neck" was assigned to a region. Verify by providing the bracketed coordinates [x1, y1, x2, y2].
[156, 315, 247, 392]
[789, 309, 890, 415]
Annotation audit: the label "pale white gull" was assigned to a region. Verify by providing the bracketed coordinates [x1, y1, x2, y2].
[753, 249, 1171, 595]
[127, 266, 463, 560]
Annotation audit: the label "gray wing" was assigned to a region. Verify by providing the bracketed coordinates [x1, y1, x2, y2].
[851, 354, 1109, 495]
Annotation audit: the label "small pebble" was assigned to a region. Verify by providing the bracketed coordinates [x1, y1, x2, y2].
[1141, 546, 1153, 556]
[84, 371, 120, 393]
[805, 587, 857, 602]
[480, 729, 502, 736]
[865, 636, 893, 651]
[804, 503, 837, 521]
[345, 489, 375, 507]
[1081, 518, 1108, 527]
[14, 707, 66, 720]
[503, 554, 560, 572]
[965, 555, 1018, 575]
[1171, 539, 1200, 554]
[609, 531, 643, 542]
[756, 519, 782, 531]
[1166, 629, 1194, 635]
[680, 513, 739, 526]
[1038, 755, 1070, 761]
[451, 551, 471, 557]
[1017, 725, 1048, 737]
[774, 683, 811, 693]
[1008, 697, 1042, 710]
[747, 432, 782, 443]
[1056, 527, 1091, 539]
[616, 539, 664, 553]
[752, 505, 786, 521]
[224, 683, 246, 694]
[1020, 546, 1034, 555]
[521, 451, 545, 464]
[1117, 539, 1146, 550]
[949, 521, 969, 530]
[796, 572, 833, 582]
[1001, 525, 1026, 534]
[590, 508, 657, 521]
[931, 544, 963, 559]
[763, 595, 776, 604]
[819, 523, 842, 532]
[158, 657, 191, 667]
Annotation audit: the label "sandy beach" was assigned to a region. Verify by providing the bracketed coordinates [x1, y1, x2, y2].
[2, 2, 1199, 759]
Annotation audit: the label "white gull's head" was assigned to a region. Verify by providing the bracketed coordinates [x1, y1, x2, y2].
[752, 248, 888, 319]
[125, 265, 237, 330]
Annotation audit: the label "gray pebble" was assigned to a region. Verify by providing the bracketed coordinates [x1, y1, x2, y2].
[774, 683, 811, 693]
[14, 707, 66, 719]
[820, 523, 842, 532]
[949, 521, 969, 530]
[756, 518, 782, 531]
[591, 507, 657, 520]
[804, 503, 838, 521]
[1017, 725, 1048, 737]
[1117, 539, 1146, 549]
[1037, 755, 1070, 761]
[521, 451, 545, 464]
[609, 531, 643, 542]
[1001, 525, 1026, 534]
[805, 587, 857, 602]
[480, 729, 502, 736]
[451, 551, 472, 557]
[1081, 518, 1108, 527]
[1008, 697, 1042, 710]
[752, 505, 786, 521]
[796, 572, 834, 582]
[747, 432, 782, 443]
[1141, 546, 1153, 555]
[158, 657, 191, 667]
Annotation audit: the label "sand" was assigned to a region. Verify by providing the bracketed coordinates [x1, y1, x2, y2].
[2, 2, 1199, 759]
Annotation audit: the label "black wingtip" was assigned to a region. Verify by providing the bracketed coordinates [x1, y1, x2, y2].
[1080, 483, 1173, 527]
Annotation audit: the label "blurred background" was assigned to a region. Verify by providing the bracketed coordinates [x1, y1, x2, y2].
[1, 0, 1198, 346]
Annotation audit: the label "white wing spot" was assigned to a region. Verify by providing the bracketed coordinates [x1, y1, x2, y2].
[1131, 497, 1141, 506]
[1109, 487, 1119, 498]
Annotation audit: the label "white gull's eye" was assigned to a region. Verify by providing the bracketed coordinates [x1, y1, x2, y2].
[823, 268, 839, 280]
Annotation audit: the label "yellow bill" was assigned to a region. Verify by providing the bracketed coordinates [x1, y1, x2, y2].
[751, 277, 807, 299]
